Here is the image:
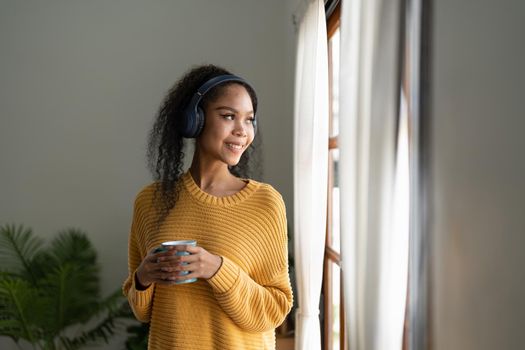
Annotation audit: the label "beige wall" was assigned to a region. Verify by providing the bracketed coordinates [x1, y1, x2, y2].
[431, 0, 525, 349]
[0, 1, 296, 348]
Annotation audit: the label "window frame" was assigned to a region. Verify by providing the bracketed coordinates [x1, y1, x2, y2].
[322, 1, 345, 350]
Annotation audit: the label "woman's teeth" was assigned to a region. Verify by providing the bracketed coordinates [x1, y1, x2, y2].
[226, 143, 243, 150]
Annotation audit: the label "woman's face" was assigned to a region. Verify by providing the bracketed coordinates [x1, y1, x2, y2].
[196, 84, 255, 167]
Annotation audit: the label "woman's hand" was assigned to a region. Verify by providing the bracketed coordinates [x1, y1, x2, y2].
[135, 245, 223, 287]
[157, 245, 223, 283]
[135, 246, 179, 288]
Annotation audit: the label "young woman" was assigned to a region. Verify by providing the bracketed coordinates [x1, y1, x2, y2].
[123, 64, 293, 349]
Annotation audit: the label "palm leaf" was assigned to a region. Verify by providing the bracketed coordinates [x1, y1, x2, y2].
[0, 224, 43, 284]
[59, 294, 130, 350]
[59, 301, 127, 350]
[59, 318, 116, 350]
[0, 278, 40, 343]
[90, 288, 127, 318]
[48, 228, 97, 267]
[36, 230, 102, 335]
[35, 264, 96, 336]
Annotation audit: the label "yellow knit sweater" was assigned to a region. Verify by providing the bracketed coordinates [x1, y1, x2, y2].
[123, 172, 293, 349]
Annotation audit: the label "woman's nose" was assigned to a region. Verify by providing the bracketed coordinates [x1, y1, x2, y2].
[233, 122, 247, 137]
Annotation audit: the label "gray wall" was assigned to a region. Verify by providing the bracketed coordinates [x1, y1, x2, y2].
[0, 0, 296, 348]
[431, 0, 525, 349]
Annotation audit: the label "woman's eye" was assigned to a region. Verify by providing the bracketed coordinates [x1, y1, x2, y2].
[222, 114, 234, 120]
[246, 117, 255, 124]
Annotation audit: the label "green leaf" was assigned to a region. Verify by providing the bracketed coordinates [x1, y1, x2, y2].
[0, 278, 39, 344]
[59, 315, 119, 350]
[0, 224, 43, 284]
[59, 296, 132, 350]
[49, 228, 98, 267]
[37, 261, 100, 333]
[0, 319, 24, 341]
[36, 232, 122, 336]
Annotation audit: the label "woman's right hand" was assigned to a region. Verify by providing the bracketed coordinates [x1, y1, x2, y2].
[135, 246, 178, 289]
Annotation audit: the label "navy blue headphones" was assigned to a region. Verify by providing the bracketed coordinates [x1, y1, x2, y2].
[179, 74, 257, 138]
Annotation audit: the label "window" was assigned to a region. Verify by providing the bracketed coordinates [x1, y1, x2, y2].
[321, 1, 415, 349]
[321, 2, 344, 350]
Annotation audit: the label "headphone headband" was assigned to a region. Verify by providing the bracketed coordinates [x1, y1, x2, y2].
[197, 75, 248, 96]
[180, 74, 256, 138]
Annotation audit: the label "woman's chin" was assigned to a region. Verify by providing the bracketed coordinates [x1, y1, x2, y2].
[225, 156, 242, 167]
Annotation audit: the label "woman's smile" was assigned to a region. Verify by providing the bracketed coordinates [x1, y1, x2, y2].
[225, 142, 245, 152]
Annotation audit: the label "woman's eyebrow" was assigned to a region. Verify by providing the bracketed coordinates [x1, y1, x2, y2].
[214, 106, 254, 114]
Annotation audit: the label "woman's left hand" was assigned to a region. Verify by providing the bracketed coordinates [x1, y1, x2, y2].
[158, 245, 223, 282]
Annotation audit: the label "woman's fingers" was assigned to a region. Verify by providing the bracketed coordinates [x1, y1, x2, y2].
[173, 271, 199, 282]
[149, 247, 177, 260]
[141, 245, 221, 283]
[147, 267, 185, 282]
[178, 249, 222, 279]
[184, 245, 201, 254]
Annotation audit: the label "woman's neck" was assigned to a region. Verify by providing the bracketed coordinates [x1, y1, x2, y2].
[189, 149, 230, 177]
[189, 156, 245, 197]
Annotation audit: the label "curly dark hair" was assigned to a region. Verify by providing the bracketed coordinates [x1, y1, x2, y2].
[146, 64, 261, 226]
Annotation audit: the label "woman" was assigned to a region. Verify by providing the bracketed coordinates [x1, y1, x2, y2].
[123, 64, 293, 349]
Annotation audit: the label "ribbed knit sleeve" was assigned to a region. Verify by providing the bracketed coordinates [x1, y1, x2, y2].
[207, 192, 293, 332]
[122, 190, 155, 323]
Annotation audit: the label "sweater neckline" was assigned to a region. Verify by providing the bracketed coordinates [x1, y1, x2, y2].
[181, 171, 259, 206]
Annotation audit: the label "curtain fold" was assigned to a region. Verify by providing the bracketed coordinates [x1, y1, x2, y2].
[293, 0, 329, 349]
[339, 0, 406, 349]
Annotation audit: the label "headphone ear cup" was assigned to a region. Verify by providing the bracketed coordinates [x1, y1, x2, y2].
[180, 107, 194, 138]
[194, 106, 205, 136]
[180, 95, 204, 138]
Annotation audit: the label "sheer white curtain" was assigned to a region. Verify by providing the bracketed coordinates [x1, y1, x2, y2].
[338, 0, 407, 349]
[293, 0, 329, 349]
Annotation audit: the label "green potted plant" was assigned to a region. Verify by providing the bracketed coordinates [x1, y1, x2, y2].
[0, 223, 130, 350]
